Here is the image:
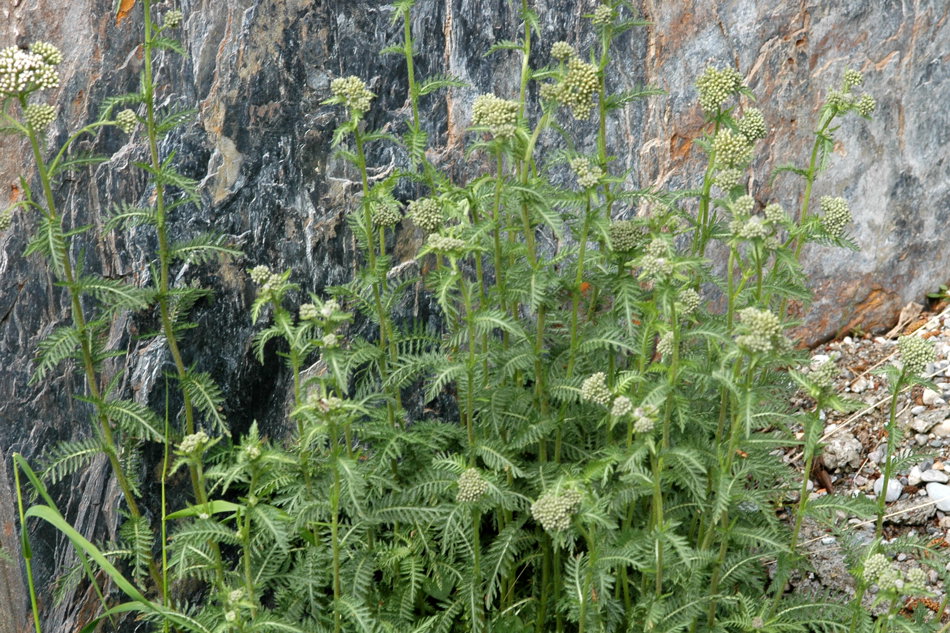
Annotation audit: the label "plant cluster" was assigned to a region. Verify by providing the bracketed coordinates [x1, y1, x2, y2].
[5, 1, 945, 633]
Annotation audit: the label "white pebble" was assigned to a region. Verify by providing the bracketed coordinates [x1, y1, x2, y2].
[874, 477, 903, 502]
[926, 482, 950, 511]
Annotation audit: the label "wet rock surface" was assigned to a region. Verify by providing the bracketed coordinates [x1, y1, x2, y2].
[0, 1, 948, 630]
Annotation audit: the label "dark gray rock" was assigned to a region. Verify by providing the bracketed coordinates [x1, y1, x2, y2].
[0, 0, 948, 630]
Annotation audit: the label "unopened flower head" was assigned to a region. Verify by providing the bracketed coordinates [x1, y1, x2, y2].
[24, 104, 56, 130]
[632, 405, 657, 433]
[713, 168, 742, 191]
[0, 209, 13, 232]
[905, 567, 927, 591]
[371, 200, 401, 227]
[735, 307, 783, 353]
[29, 42, 63, 66]
[856, 94, 876, 117]
[0, 46, 60, 96]
[249, 265, 273, 285]
[407, 198, 443, 233]
[228, 589, 244, 604]
[427, 234, 467, 254]
[737, 215, 769, 240]
[115, 108, 138, 134]
[733, 194, 755, 216]
[738, 107, 766, 141]
[763, 203, 785, 225]
[819, 196, 851, 238]
[224, 611, 237, 623]
[531, 489, 582, 532]
[812, 359, 838, 389]
[322, 333, 339, 348]
[898, 335, 935, 375]
[645, 238, 668, 258]
[696, 65, 743, 113]
[299, 303, 319, 321]
[713, 129, 753, 167]
[569, 157, 604, 189]
[657, 331, 675, 356]
[320, 299, 340, 318]
[164, 9, 184, 29]
[456, 468, 489, 503]
[679, 288, 701, 315]
[611, 395, 633, 417]
[472, 94, 519, 138]
[551, 41, 575, 61]
[609, 219, 645, 252]
[330, 76, 374, 114]
[179, 431, 210, 455]
[244, 443, 261, 461]
[591, 4, 614, 26]
[639, 255, 672, 280]
[580, 372, 611, 407]
[560, 57, 599, 119]
[843, 68, 863, 91]
[826, 90, 851, 111]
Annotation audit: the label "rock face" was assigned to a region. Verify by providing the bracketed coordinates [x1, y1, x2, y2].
[0, 0, 947, 630]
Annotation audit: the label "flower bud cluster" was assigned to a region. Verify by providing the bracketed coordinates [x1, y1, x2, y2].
[115, 109, 138, 134]
[844, 69, 863, 90]
[164, 10, 184, 29]
[580, 372, 611, 407]
[249, 265, 282, 295]
[735, 307, 783, 353]
[569, 157, 604, 189]
[898, 335, 935, 376]
[472, 93, 519, 139]
[322, 333, 339, 347]
[811, 359, 838, 390]
[551, 41, 575, 61]
[591, 4, 614, 25]
[610, 395, 633, 417]
[24, 104, 56, 130]
[531, 489, 582, 532]
[713, 168, 742, 191]
[0, 45, 61, 96]
[678, 288, 701, 315]
[0, 209, 13, 232]
[427, 234, 467, 254]
[763, 203, 785, 225]
[639, 255, 671, 280]
[558, 57, 599, 120]
[330, 76, 374, 114]
[819, 196, 851, 238]
[407, 198, 443, 233]
[737, 108, 766, 141]
[456, 468, 489, 503]
[609, 220, 645, 252]
[299, 303, 319, 321]
[179, 431, 210, 455]
[632, 405, 657, 433]
[856, 94, 876, 117]
[712, 129, 753, 167]
[696, 66, 742, 113]
[863, 553, 889, 583]
[371, 200, 401, 228]
[657, 331, 675, 357]
[733, 195, 755, 216]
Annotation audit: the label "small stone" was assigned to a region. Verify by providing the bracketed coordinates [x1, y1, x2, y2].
[910, 409, 947, 433]
[909, 466, 923, 486]
[874, 477, 903, 502]
[923, 388, 945, 406]
[911, 405, 927, 416]
[821, 536, 837, 545]
[935, 461, 945, 470]
[851, 377, 869, 393]
[822, 432, 864, 470]
[868, 450, 884, 464]
[897, 553, 908, 562]
[854, 475, 868, 486]
[922, 469, 950, 484]
[926, 482, 950, 512]
[933, 420, 950, 438]
[917, 434, 930, 446]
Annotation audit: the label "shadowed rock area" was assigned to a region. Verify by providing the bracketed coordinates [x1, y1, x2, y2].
[0, 0, 947, 630]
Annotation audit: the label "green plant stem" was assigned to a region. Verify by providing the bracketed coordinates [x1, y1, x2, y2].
[693, 118, 720, 257]
[567, 193, 593, 377]
[329, 414, 343, 633]
[14, 460, 43, 633]
[877, 374, 904, 538]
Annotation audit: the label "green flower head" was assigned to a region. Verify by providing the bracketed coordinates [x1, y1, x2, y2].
[591, 4, 614, 26]
[456, 468, 489, 503]
[819, 196, 851, 237]
[569, 157, 604, 189]
[580, 372, 612, 407]
[843, 68, 863, 91]
[24, 104, 56, 131]
[115, 108, 138, 134]
[427, 234, 467, 254]
[713, 168, 742, 192]
[897, 335, 935, 376]
[560, 57, 599, 119]
[678, 288, 701, 315]
[531, 489, 582, 532]
[610, 395, 633, 417]
[551, 41, 575, 61]
[472, 93, 519, 138]
[713, 129, 753, 167]
[696, 65, 743, 113]
[856, 93, 876, 117]
[609, 219, 645, 252]
[330, 76, 374, 114]
[738, 107, 767, 141]
[164, 9, 184, 29]
[735, 307, 783, 353]
[371, 200, 401, 228]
